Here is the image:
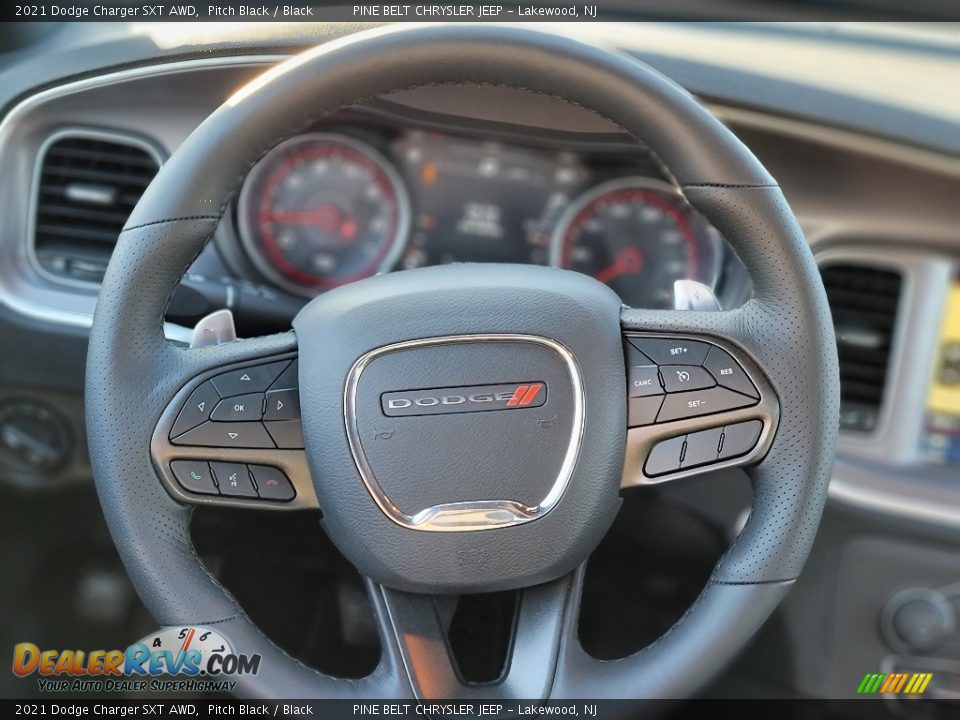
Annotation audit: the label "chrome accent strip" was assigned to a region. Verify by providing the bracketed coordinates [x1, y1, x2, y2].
[343, 334, 585, 532]
[27, 127, 166, 290]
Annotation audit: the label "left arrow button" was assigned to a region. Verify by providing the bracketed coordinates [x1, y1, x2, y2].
[170, 381, 220, 439]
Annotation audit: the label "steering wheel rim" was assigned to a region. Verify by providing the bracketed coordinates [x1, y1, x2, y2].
[86, 24, 839, 700]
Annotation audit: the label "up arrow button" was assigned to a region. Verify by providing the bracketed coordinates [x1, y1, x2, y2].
[211, 360, 291, 397]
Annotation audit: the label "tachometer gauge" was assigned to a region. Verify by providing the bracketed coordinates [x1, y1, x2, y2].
[550, 178, 721, 308]
[238, 133, 410, 296]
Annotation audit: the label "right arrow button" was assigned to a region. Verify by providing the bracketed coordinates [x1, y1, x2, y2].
[264, 388, 300, 421]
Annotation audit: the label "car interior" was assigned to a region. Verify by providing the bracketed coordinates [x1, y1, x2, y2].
[0, 18, 958, 711]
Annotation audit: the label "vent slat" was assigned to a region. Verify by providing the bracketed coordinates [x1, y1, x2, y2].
[820, 264, 902, 434]
[46, 146, 158, 169]
[37, 224, 121, 243]
[41, 165, 155, 187]
[39, 203, 131, 224]
[33, 133, 160, 283]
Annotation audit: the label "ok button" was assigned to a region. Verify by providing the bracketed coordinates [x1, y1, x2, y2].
[211, 393, 265, 422]
[628, 365, 663, 397]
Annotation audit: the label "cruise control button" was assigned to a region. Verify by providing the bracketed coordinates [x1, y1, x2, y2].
[211, 361, 291, 397]
[264, 420, 304, 449]
[211, 393, 264, 422]
[703, 347, 759, 399]
[628, 366, 663, 397]
[719, 420, 763, 460]
[264, 389, 300, 421]
[170, 381, 220, 439]
[171, 421, 276, 448]
[249, 465, 296, 502]
[660, 365, 716, 393]
[628, 337, 710, 366]
[682, 427, 723, 468]
[645, 435, 686, 476]
[170, 460, 218, 495]
[211, 462, 257, 498]
[657, 387, 757, 423]
[628, 395, 663, 427]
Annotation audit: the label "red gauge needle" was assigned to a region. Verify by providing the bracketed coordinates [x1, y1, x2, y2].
[593, 246, 644, 284]
[267, 205, 358, 244]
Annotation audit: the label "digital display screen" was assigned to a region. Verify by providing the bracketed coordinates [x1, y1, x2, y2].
[390, 131, 591, 269]
[921, 276, 960, 464]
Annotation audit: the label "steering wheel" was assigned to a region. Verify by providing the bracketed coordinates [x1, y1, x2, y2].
[86, 25, 839, 699]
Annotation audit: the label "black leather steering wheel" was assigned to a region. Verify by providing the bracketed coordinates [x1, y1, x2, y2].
[86, 25, 839, 699]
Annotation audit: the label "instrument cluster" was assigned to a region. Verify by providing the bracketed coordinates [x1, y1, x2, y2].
[234, 125, 726, 309]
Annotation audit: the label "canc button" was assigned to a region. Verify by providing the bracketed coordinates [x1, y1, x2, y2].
[628, 366, 662, 397]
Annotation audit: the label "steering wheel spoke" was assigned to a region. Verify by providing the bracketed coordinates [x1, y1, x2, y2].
[374, 571, 580, 700]
[618, 307, 780, 488]
[150, 333, 318, 511]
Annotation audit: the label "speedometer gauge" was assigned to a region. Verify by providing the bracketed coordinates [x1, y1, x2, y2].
[238, 133, 410, 296]
[550, 178, 721, 308]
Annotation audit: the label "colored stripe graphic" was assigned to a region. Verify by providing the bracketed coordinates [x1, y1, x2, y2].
[857, 672, 933, 695]
[506, 384, 543, 407]
[506, 386, 528, 406]
[519, 384, 542, 406]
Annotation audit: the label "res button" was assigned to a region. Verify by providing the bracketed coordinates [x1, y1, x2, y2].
[703, 347, 759, 399]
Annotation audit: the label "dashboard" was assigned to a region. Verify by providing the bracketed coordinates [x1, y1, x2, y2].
[227, 119, 730, 309]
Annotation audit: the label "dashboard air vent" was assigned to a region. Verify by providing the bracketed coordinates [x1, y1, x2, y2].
[820, 263, 903, 434]
[31, 132, 161, 284]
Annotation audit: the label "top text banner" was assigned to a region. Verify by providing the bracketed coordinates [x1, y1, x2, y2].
[8, 1, 941, 21]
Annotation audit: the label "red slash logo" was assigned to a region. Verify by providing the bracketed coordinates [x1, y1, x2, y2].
[506, 384, 543, 407]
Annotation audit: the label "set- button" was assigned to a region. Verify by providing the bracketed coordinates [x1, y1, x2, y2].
[625, 337, 760, 427]
[170, 358, 304, 450]
[170, 459, 296, 502]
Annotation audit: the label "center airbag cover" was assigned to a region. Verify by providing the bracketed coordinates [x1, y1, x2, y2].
[347, 335, 580, 530]
[293, 263, 625, 593]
